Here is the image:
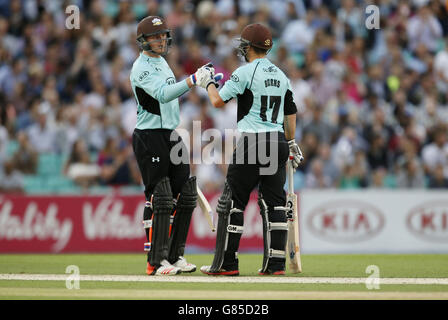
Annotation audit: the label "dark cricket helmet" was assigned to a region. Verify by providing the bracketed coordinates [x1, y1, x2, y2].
[235, 23, 273, 59]
[136, 16, 172, 55]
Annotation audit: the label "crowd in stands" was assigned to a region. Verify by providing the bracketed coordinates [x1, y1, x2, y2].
[0, 0, 448, 194]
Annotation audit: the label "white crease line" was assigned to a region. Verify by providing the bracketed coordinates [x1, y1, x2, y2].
[0, 274, 447, 285]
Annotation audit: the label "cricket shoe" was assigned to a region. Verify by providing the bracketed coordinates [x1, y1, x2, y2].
[173, 256, 196, 273]
[258, 268, 285, 276]
[146, 260, 181, 276]
[200, 265, 239, 276]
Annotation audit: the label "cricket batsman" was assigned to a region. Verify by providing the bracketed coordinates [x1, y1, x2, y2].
[200, 23, 304, 275]
[129, 16, 221, 275]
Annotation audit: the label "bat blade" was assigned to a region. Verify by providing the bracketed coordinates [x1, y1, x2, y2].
[286, 160, 302, 273]
[196, 186, 216, 232]
[287, 192, 302, 273]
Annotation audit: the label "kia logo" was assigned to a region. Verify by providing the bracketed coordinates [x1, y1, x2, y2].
[407, 201, 448, 242]
[307, 200, 384, 242]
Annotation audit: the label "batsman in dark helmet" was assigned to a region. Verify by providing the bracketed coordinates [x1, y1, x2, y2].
[130, 16, 222, 275]
[234, 23, 273, 62]
[136, 16, 172, 55]
[200, 23, 304, 275]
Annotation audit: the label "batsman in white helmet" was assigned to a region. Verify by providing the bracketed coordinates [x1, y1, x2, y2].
[129, 16, 222, 275]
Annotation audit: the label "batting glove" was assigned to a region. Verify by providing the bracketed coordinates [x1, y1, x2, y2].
[190, 63, 223, 89]
[288, 139, 304, 169]
[206, 72, 223, 89]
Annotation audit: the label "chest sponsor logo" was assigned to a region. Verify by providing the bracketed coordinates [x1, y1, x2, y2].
[263, 66, 277, 73]
[406, 201, 448, 242]
[139, 71, 150, 81]
[307, 200, 384, 242]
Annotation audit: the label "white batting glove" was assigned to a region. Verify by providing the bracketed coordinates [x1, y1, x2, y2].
[288, 139, 304, 169]
[190, 63, 223, 89]
[190, 63, 213, 87]
[206, 72, 223, 89]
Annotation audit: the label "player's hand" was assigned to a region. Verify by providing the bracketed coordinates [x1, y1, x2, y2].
[190, 63, 223, 89]
[201, 63, 223, 88]
[190, 63, 214, 87]
[288, 139, 304, 169]
[206, 72, 223, 90]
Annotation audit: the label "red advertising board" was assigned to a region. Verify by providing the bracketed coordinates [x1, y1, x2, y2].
[0, 193, 263, 253]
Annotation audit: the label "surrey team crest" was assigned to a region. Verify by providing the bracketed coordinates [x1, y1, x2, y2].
[152, 18, 162, 26]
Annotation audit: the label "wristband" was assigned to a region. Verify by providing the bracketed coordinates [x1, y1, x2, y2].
[190, 73, 197, 85]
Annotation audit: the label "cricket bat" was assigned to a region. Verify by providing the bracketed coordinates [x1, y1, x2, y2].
[286, 159, 302, 273]
[196, 186, 216, 232]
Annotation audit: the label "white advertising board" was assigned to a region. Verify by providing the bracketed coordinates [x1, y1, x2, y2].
[299, 190, 448, 253]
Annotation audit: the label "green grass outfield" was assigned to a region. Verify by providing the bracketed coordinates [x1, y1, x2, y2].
[0, 254, 447, 300]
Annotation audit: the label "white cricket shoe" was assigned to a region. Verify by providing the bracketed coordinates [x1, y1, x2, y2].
[155, 259, 182, 276]
[173, 256, 197, 273]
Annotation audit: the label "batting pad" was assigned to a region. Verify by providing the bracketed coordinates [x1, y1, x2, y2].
[149, 177, 174, 266]
[168, 176, 198, 264]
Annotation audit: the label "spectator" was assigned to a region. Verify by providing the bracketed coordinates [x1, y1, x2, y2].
[396, 158, 426, 188]
[429, 0, 448, 36]
[365, 65, 387, 101]
[421, 126, 448, 179]
[362, 107, 394, 149]
[10, 131, 37, 174]
[26, 102, 58, 154]
[339, 150, 368, 189]
[370, 167, 389, 189]
[337, 0, 364, 38]
[84, 108, 108, 152]
[407, 3, 443, 53]
[308, 61, 339, 108]
[415, 95, 448, 130]
[282, 11, 315, 54]
[302, 104, 335, 144]
[290, 66, 312, 113]
[317, 143, 339, 186]
[428, 164, 448, 188]
[92, 15, 119, 59]
[366, 133, 389, 171]
[98, 137, 140, 186]
[64, 138, 100, 189]
[0, 57, 26, 99]
[434, 40, 448, 93]
[331, 127, 364, 171]
[339, 164, 361, 189]
[299, 131, 319, 173]
[0, 160, 24, 194]
[305, 158, 333, 189]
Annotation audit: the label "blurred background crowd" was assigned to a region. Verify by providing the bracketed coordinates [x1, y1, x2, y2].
[0, 0, 448, 194]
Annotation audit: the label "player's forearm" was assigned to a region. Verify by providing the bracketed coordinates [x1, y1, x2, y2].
[186, 77, 194, 88]
[158, 79, 190, 103]
[284, 114, 296, 141]
[206, 85, 225, 108]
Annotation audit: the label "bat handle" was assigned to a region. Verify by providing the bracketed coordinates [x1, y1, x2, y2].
[288, 159, 294, 193]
